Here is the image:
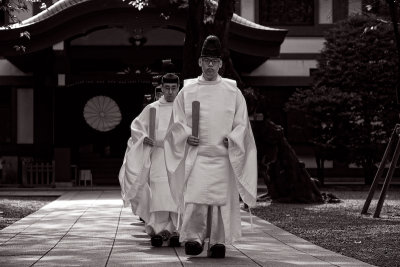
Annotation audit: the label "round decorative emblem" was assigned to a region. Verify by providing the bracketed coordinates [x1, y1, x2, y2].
[83, 96, 122, 132]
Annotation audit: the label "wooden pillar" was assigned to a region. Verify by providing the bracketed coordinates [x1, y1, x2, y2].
[54, 147, 72, 187]
[333, 0, 349, 22]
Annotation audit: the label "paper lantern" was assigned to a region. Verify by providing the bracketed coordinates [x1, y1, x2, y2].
[83, 96, 122, 132]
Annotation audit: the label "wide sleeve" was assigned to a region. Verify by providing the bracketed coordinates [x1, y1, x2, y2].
[164, 91, 195, 213]
[119, 105, 153, 207]
[227, 90, 258, 208]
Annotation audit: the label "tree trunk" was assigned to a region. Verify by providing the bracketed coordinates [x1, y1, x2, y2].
[363, 157, 376, 185]
[253, 119, 323, 203]
[385, 1, 400, 104]
[315, 156, 325, 186]
[182, 0, 204, 79]
[183, 0, 243, 87]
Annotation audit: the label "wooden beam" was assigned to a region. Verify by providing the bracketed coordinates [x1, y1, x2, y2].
[0, 76, 34, 86]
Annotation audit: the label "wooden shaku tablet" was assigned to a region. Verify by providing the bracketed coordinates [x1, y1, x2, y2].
[192, 101, 200, 137]
[149, 107, 156, 140]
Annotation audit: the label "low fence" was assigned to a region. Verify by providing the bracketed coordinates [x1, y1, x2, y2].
[22, 159, 55, 187]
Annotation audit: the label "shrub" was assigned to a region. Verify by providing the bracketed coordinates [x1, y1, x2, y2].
[286, 15, 399, 182]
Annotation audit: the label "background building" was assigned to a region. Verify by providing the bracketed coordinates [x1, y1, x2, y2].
[239, 0, 364, 173]
[0, 0, 366, 186]
[0, 0, 288, 186]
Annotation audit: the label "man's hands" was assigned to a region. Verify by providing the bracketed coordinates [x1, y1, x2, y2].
[187, 135, 199, 146]
[143, 137, 154, 146]
[187, 136, 229, 148]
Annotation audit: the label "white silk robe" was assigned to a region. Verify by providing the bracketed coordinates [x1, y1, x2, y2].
[164, 75, 257, 244]
[119, 97, 178, 225]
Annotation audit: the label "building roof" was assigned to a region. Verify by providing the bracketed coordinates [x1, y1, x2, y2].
[4, 0, 91, 28]
[232, 13, 277, 31]
[0, 0, 287, 59]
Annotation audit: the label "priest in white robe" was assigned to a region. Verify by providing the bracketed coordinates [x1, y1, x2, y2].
[119, 73, 181, 247]
[164, 35, 257, 258]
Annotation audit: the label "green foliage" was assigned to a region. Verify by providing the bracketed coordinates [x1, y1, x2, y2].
[1, 0, 30, 25]
[286, 14, 399, 167]
[287, 87, 361, 161]
[364, 0, 399, 18]
[315, 15, 397, 92]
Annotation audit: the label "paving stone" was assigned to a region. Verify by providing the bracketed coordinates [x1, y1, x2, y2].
[66, 231, 117, 240]
[175, 244, 260, 266]
[0, 190, 378, 267]
[34, 254, 108, 267]
[0, 233, 15, 243]
[0, 236, 60, 256]
[0, 244, 53, 256]
[4, 232, 61, 243]
[0, 254, 42, 267]
[238, 212, 373, 266]
[1, 223, 32, 233]
[0, 190, 63, 197]
[54, 236, 114, 247]
[108, 245, 182, 266]
[36, 239, 112, 265]
[311, 255, 375, 267]
[70, 222, 117, 231]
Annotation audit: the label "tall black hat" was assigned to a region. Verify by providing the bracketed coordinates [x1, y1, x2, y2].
[200, 35, 221, 58]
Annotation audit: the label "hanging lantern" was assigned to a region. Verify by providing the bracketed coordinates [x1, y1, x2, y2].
[83, 96, 122, 132]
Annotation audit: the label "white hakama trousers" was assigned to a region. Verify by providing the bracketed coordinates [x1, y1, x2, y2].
[179, 203, 225, 245]
[130, 183, 151, 223]
[145, 211, 178, 237]
[145, 145, 179, 237]
[178, 152, 239, 246]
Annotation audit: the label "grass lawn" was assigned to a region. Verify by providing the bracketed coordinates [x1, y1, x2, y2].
[0, 196, 58, 230]
[252, 188, 400, 267]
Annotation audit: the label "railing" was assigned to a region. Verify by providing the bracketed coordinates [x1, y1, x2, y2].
[22, 159, 55, 187]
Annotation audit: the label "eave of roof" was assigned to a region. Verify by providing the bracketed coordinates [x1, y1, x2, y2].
[0, 0, 287, 58]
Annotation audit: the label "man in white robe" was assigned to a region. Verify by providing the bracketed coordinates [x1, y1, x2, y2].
[164, 35, 258, 258]
[119, 73, 181, 247]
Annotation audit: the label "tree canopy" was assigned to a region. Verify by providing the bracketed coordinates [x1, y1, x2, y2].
[286, 14, 399, 183]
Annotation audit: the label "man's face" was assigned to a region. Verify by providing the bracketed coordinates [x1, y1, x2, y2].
[154, 88, 163, 101]
[198, 57, 222, 81]
[162, 82, 179, 102]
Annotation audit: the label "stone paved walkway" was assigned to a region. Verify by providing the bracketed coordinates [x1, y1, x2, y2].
[0, 190, 374, 266]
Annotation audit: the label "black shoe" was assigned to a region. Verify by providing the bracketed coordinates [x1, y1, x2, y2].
[207, 244, 225, 258]
[169, 235, 181, 247]
[159, 230, 171, 241]
[150, 235, 163, 247]
[185, 241, 204, 255]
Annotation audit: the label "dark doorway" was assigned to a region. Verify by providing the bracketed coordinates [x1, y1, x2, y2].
[54, 77, 152, 185]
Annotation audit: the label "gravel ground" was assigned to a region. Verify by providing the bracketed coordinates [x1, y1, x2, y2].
[252, 188, 400, 267]
[0, 196, 57, 230]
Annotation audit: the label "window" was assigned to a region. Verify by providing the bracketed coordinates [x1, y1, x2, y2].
[259, 0, 315, 26]
[0, 88, 12, 143]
